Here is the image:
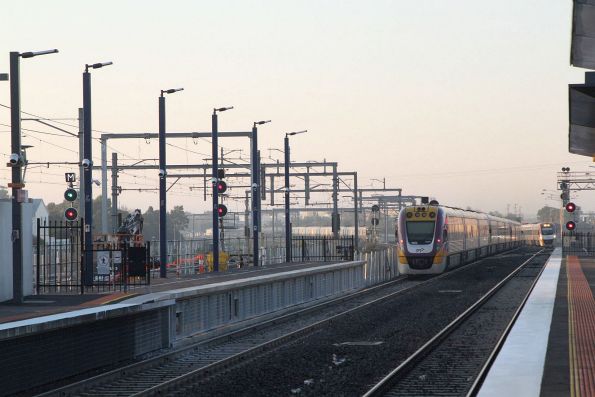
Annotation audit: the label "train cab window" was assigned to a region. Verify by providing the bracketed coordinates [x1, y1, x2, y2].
[406, 221, 435, 245]
[541, 226, 554, 235]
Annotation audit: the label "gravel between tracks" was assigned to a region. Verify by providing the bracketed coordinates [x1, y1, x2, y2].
[181, 248, 544, 396]
[385, 252, 549, 396]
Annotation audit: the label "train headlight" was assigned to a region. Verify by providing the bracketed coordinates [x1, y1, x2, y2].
[429, 212, 436, 218]
[406, 212, 412, 218]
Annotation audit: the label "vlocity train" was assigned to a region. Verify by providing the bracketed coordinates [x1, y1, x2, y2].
[396, 203, 521, 275]
[520, 223, 556, 247]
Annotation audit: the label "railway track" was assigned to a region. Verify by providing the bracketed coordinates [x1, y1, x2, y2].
[362, 249, 547, 397]
[34, 247, 532, 397]
[36, 262, 458, 396]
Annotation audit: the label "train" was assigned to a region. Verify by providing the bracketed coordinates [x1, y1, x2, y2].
[520, 223, 557, 247]
[396, 203, 521, 275]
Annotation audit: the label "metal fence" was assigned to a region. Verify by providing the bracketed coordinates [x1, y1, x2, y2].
[562, 232, 595, 256]
[146, 235, 356, 276]
[35, 218, 150, 294]
[35, 219, 84, 294]
[291, 235, 355, 262]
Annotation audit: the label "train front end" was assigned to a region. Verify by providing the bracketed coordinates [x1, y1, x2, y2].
[539, 223, 555, 246]
[397, 205, 447, 275]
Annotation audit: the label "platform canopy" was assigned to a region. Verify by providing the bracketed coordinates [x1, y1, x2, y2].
[569, 83, 595, 157]
[571, 0, 595, 70]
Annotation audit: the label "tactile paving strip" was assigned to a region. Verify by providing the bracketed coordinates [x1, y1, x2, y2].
[566, 256, 595, 397]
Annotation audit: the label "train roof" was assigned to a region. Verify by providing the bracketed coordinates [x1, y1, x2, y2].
[400, 205, 520, 225]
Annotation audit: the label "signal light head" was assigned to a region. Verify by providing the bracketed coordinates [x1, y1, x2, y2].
[64, 207, 78, 221]
[217, 204, 228, 217]
[566, 221, 576, 231]
[64, 188, 77, 202]
[217, 181, 227, 194]
[565, 202, 576, 213]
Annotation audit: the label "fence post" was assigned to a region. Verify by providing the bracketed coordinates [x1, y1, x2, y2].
[36, 218, 40, 295]
[323, 236, 327, 262]
[146, 240, 151, 284]
[301, 236, 306, 262]
[123, 244, 128, 293]
[80, 218, 85, 295]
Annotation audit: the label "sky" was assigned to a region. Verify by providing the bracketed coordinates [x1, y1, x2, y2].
[1, 0, 594, 219]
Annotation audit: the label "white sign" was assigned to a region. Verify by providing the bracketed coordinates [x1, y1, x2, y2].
[96, 251, 111, 275]
[112, 251, 122, 265]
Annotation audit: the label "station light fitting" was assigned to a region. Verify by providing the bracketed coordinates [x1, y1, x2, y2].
[161, 88, 184, 96]
[20, 49, 59, 59]
[254, 120, 271, 126]
[286, 130, 307, 137]
[215, 106, 234, 113]
[85, 61, 113, 72]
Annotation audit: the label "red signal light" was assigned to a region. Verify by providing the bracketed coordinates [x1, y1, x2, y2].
[565, 202, 576, 212]
[566, 221, 576, 231]
[64, 207, 78, 221]
[217, 181, 227, 194]
[217, 204, 228, 217]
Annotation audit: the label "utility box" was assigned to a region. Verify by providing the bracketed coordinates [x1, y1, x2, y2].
[0, 199, 34, 302]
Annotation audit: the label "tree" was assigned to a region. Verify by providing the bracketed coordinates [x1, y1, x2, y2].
[537, 206, 559, 223]
[140, 205, 189, 241]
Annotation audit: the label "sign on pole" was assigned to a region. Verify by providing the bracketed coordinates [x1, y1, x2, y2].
[65, 172, 76, 183]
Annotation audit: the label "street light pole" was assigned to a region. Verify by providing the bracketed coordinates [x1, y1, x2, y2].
[9, 49, 58, 303]
[252, 120, 271, 266]
[158, 88, 183, 278]
[83, 61, 112, 286]
[212, 106, 233, 272]
[284, 130, 307, 263]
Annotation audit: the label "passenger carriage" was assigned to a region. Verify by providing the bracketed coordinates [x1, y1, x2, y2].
[396, 204, 521, 275]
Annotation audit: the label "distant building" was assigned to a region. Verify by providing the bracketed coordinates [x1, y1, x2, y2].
[31, 198, 49, 237]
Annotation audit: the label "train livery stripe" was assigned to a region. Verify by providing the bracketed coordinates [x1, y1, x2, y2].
[567, 256, 595, 397]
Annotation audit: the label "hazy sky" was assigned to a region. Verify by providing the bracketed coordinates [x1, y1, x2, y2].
[1, 1, 593, 218]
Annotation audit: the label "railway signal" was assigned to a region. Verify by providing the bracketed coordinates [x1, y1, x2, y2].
[64, 178, 78, 220]
[565, 202, 576, 213]
[217, 204, 228, 217]
[64, 207, 78, 221]
[566, 220, 576, 231]
[217, 181, 227, 194]
[64, 188, 77, 202]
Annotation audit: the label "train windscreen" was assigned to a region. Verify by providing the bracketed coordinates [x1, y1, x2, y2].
[541, 225, 554, 235]
[406, 221, 435, 244]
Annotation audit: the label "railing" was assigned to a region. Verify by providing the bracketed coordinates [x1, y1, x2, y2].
[35, 219, 84, 294]
[35, 218, 150, 294]
[562, 232, 595, 256]
[146, 235, 356, 276]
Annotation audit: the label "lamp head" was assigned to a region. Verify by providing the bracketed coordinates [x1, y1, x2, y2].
[20, 49, 59, 58]
[161, 88, 184, 96]
[85, 61, 113, 72]
[215, 106, 234, 113]
[286, 129, 307, 137]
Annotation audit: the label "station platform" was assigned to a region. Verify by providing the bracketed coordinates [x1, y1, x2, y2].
[478, 248, 595, 397]
[0, 260, 334, 325]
